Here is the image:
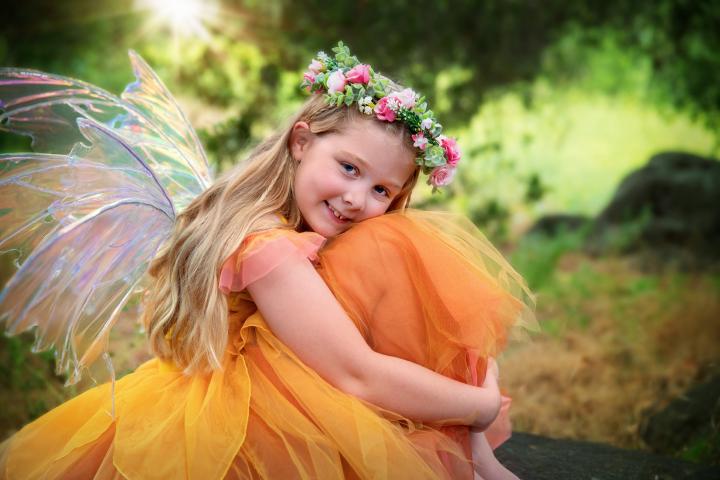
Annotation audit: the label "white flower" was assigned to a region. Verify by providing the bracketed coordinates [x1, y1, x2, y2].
[421, 118, 433, 130]
[386, 96, 401, 111]
[357, 96, 374, 115]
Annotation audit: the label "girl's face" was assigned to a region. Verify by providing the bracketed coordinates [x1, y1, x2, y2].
[291, 120, 415, 237]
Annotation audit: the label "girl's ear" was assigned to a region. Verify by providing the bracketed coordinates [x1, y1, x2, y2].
[289, 121, 312, 162]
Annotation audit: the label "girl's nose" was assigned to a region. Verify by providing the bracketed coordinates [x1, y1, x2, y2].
[342, 189, 365, 210]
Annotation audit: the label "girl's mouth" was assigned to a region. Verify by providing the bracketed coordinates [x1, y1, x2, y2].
[324, 201, 350, 223]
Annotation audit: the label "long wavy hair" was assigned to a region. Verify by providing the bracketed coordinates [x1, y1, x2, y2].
[144, 94, 420, 373]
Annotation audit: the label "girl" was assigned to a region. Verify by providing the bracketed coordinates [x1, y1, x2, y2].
[0, 43, 533, 478]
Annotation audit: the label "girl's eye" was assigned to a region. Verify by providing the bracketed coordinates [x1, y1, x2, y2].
[373, 185, 389, 197]
[340, 162, 358, 175]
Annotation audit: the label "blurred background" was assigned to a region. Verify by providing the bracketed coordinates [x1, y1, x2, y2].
[1, 0, 719, 466]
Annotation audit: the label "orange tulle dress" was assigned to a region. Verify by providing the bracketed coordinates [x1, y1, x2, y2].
[0, 210, 534, 479]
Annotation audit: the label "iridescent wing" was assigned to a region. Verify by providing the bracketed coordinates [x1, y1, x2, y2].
[0, 52, 211, 384]
[0, 50, 212, 212]
[0, 119, 175, 384]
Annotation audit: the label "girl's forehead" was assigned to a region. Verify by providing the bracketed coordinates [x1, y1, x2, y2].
[335, 120, 408, 151]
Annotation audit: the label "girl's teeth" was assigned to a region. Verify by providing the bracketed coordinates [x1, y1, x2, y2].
[328, 204, 345, 220]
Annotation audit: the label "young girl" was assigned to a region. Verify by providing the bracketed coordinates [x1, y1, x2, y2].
[0, 43, 534, 479]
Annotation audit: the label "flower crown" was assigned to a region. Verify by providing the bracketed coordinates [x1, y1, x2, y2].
[300, 42, 460, 190]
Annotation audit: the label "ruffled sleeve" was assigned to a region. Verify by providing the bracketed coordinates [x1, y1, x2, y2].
[219, 229, 326, 294]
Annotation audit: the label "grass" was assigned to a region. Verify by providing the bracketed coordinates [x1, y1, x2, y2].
[0, 333, 74, 438]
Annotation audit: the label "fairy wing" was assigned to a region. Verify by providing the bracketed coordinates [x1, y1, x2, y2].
[0, 50, 211, 212]
[0, 52, 212, 384]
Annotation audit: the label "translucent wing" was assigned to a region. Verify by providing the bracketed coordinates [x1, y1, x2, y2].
[0, 52, 211, 384]
[0, 119, 175, 384]
[0, 50, 211, 212]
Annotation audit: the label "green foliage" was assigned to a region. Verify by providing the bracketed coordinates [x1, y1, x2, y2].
[0, 333, 57, 391]
[679, 429, 720, 465]
[511, 226, 590, 290]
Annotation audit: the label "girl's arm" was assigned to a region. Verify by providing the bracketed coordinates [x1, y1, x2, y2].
[247, 253, 501, 429]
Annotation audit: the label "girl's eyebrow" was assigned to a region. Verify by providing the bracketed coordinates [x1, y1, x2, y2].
[338, 149, 403, 191]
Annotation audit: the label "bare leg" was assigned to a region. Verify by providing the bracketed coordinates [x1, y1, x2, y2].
[470, 430, 520, 480]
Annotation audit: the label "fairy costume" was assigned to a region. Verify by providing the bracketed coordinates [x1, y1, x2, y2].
[0, 48, 535, 479]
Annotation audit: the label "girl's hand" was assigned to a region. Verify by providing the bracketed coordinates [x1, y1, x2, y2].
[474, 358, 501, 430]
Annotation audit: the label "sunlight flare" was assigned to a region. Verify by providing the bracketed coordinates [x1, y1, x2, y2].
[137, 0, 217, 39]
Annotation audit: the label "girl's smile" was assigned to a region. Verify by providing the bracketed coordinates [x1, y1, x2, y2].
[325, 200, 351, 223]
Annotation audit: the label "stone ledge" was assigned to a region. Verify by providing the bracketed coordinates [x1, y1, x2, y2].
[495, 432, 720, 480]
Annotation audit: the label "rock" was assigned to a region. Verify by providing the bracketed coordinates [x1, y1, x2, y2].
[526, 214, 591, 238]
[585, 151, 720, 268]
[639, 373, 720, 456]
[496, 432, 720, 479]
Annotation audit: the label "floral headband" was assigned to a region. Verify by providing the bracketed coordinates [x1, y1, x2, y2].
[301, 42, 460, 190]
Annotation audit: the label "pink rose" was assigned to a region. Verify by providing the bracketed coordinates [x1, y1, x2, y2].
[394, 88, 417, 109]
[439, 136, 461, 166]
[429, 165, 456, 188]
[327, 70, 347, 94]
[345, 64, 370, 84]
[308, 59, 323, 74]
[411, 132, 428, 150]
[374, 96, 397, 122]
[303, 72, 316, 83]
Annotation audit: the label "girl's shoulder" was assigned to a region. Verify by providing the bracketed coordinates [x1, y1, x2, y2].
[219, 218, 326, 294]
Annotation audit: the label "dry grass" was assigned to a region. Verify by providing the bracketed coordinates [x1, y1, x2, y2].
[500, 252, 720, 450]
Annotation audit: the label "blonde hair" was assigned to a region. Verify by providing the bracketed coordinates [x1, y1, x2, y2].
[144, 94, 420, 373]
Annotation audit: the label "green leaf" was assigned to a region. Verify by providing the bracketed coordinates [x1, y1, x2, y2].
[424, 145, 446, 167]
